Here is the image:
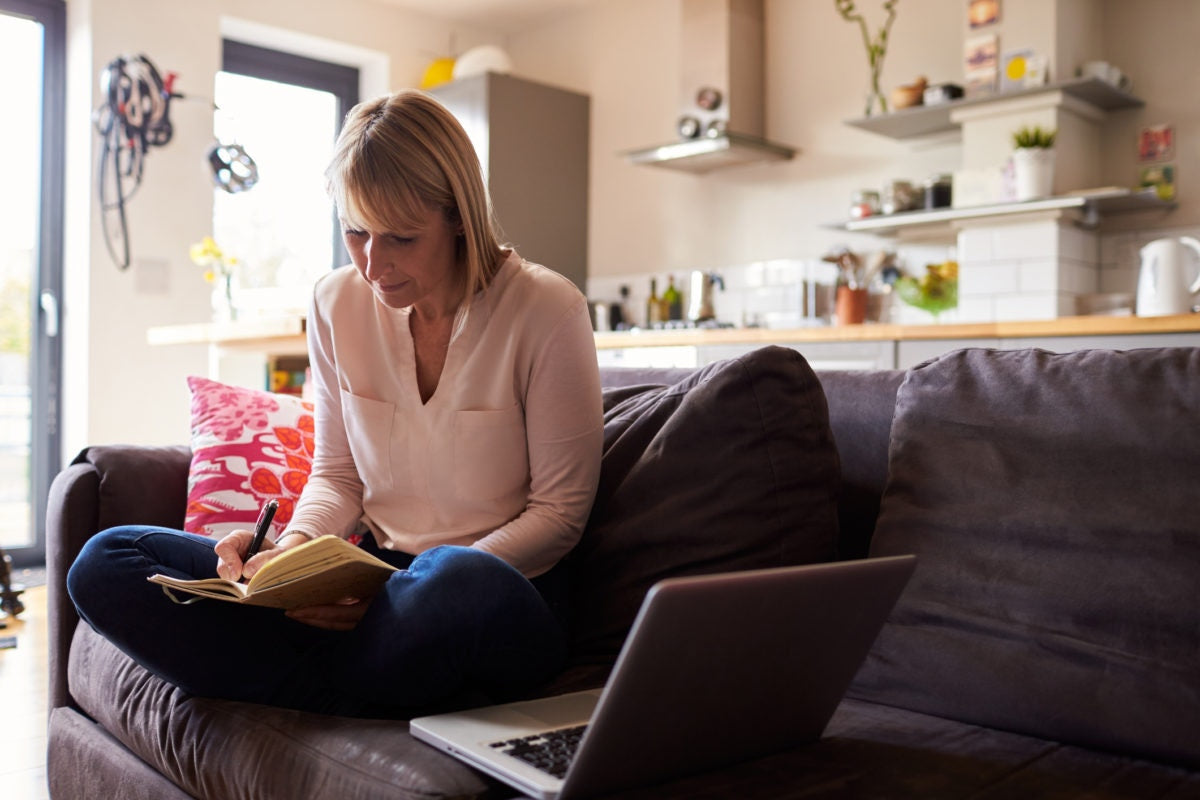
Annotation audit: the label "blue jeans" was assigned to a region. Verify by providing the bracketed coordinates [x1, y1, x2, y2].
[67, 527, 568, 717]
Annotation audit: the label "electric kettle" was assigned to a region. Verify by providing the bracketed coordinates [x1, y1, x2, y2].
[1136, 237, 1200, 316]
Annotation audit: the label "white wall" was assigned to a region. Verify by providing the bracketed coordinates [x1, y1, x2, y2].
[62, 0, 1200, 453]
[503, 0, 1199, 279]
[61, 0, 500, 457]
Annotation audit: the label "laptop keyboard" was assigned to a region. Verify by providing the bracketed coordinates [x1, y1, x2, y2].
[489, 724, 588, 779]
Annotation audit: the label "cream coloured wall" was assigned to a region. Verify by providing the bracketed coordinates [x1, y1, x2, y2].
[61, 0, 498, 456]
[504, 0, 1199, 280]
[61, 0, 1200, 454]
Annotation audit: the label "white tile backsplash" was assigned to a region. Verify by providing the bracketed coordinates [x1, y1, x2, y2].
[956, 228, 993, 263]
[994, 292, 1059, 321]
[586, 223, 1199, 330]
[1015, 260, 1059, 293]
[1061, 226, 1099, 263]
[960, 262, 1020, 296]
[991, 221, 1060, 261]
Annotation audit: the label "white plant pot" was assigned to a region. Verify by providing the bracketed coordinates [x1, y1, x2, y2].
[1013, 147, 1056, 201]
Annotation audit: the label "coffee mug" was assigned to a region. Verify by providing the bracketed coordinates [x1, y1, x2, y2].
[1078, 60, 1131, 92]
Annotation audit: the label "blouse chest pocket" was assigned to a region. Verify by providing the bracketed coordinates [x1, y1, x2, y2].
[340, 390, 396, 492]
[452, 404, 529, 502]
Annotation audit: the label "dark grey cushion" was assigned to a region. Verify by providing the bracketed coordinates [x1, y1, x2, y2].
[569, 345, 841, 664]
[852, 347, 1200, 768]
[68, 625, 491, 800]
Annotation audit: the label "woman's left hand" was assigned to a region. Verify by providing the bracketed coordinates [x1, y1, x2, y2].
[285, 596, 371, 631]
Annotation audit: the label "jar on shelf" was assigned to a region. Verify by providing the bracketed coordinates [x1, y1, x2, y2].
[923, 174, 953, 209]
[882, 179, 919, 214]
[849, 189, 881, 219]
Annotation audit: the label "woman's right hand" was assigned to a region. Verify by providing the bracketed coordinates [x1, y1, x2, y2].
[214, 531, 311, 582]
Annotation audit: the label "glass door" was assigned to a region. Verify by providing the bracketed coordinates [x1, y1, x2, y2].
[0, 0, 64, 568]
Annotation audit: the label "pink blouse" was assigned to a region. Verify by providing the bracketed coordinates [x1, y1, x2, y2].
[284, 251, 603, 577]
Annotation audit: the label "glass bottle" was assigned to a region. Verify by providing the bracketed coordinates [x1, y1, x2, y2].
[662, 275, 683, 321]
[647, 278, 664, 327]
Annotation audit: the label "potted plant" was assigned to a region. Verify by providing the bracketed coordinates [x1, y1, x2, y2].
[1011, 125, 1057, 201]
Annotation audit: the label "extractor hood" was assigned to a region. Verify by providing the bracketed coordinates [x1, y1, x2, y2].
[624, 0, 796, 174]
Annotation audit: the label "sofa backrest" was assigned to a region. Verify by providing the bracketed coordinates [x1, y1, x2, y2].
[851, 346, 1200, 769]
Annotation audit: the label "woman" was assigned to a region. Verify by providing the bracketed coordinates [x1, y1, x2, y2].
[68, 90, 603, 716]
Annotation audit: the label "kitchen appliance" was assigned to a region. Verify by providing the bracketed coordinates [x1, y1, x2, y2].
[686, 270, 725, 322]
[624, 0, 795, 174]
[1136, 237, 1200, 316]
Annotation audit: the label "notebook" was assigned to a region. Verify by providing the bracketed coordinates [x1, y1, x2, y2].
[410, 554, 917, 800]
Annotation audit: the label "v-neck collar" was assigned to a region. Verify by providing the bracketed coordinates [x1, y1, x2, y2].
[392, 251, 516, 409]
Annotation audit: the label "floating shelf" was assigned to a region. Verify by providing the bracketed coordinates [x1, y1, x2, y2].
[829, 188, 1175, 237]
[845, 77, 1144, 141]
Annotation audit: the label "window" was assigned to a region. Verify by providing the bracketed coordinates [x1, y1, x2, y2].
[213, 40, 358, 313]
[0, 0, 63, 567]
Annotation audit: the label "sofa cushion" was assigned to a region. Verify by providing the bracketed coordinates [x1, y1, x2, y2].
[569, 345, 840, 664]
[68, 624, 492, 800]
[185, 375, 314, 538]
[853, 347, 1200, 768]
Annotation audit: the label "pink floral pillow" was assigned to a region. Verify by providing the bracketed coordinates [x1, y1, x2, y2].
[184, 375, 314, 538]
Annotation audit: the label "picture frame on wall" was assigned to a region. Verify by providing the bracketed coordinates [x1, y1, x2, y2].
[969, 0, 1000, 29]
[1000, 49, 1034, 92]
[1138, 124, 1175, 163]
[965, 34, 998, 97]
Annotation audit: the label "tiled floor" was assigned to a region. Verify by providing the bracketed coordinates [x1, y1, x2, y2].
[0, 584, 50, 800]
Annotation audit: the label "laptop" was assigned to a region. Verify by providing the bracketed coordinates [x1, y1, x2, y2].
[411, 554, 916, 800]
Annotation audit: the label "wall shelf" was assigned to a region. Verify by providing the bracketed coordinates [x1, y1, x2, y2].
[828, 187, 1175, 237]
[844, 77, 1144, 141]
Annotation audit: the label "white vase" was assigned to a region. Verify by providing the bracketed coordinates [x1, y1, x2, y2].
[1012, 147, 1056, 201]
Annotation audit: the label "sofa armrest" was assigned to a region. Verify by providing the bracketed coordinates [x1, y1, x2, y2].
[46, 445, 191, 712]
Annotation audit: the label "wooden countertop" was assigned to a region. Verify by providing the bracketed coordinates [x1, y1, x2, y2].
[594, 313, 1200, 348]
[147, 312, 1200, 351]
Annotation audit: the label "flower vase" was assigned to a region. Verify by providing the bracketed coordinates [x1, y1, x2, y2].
[211, 274, 236, 323]
[863, 85, 887, 117]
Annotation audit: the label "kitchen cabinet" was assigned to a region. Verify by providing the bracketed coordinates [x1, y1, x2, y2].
[431, 73, 590, 292]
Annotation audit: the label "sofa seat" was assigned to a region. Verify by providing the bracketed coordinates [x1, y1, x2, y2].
[65, 622, 1199, 800]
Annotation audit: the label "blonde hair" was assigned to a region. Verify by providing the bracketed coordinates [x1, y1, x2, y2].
[325, 90, 505, 300]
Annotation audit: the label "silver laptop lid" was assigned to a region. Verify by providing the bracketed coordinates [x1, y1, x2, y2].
[560, 555, 916, 798]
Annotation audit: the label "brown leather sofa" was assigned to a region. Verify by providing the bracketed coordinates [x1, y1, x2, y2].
[46, 345, 1200, 798]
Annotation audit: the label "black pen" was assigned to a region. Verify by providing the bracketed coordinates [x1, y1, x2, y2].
[244, 499, 279, 562]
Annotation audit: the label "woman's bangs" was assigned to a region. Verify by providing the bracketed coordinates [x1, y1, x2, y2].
[339, 150, 430, 233]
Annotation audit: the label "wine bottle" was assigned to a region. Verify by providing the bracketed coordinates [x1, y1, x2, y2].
[647, 278, 664, 327]
[663, 275, 683, 321]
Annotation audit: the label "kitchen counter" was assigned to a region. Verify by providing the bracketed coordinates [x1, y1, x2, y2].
[593, 312, 1200, 349]
[148, 311, 1200, 351]
[148, 312, 1200, 380]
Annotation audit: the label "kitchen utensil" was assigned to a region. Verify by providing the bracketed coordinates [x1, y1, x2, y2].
[1136, 237, 1200, 316]
[835, 287, 868, 325]
[686, 270, 725, 322]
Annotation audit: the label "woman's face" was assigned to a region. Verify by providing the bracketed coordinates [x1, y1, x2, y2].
[342, 202, 461, 313]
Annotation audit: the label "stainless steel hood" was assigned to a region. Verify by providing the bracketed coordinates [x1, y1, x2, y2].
[625, 0, 796, 174]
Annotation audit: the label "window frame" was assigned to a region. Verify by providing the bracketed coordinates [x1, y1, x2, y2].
[220, 39, 359, 270]
[1, 0, 65, 568]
